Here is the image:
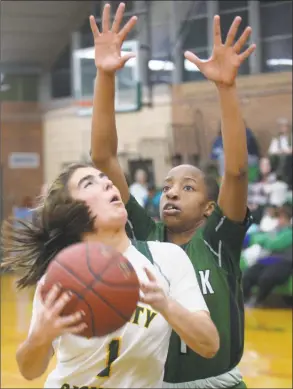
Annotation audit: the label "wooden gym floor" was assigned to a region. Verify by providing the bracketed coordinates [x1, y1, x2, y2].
[1, 273, 292, 388]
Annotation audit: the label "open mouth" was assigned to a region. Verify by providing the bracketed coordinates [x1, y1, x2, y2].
[162, 203, 181, 216]
[163, 203, 180, 211]
[110, 195, 120, 203]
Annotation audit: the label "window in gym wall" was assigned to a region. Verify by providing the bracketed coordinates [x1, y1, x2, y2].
[262, 36, 292, 73]
[218, 1, 248, 12]
[260, 1, 292, 38]
[181, 14, 208, 82]
[260, 1, 292, 73]
[0, 74, 38, 102]
[50, 44, 71, 98]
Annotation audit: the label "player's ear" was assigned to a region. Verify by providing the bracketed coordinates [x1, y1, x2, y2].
[203, 201, 215, 218]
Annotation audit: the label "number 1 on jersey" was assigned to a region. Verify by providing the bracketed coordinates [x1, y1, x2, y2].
[180, 340, 187, 354]
[97, 338, 121, 378]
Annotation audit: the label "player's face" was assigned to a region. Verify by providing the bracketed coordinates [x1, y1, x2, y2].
[160, 165, 211, 232]
[68, 167, 127, 231]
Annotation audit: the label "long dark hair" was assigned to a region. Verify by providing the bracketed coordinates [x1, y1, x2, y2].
[1, 163, 95, 289]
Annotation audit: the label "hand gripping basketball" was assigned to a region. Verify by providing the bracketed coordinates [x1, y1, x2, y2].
[29, 283, 87, 345]
[139, 268, 169, 314]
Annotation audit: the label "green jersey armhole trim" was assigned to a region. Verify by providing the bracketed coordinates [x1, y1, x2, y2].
[131, 239, 154, 264]
[203, 238, 223, 268]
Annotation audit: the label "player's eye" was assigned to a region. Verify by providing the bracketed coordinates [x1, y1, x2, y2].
[162, 185, 170, 192]
[183, 185, 194, 192]
[100, 173, 108, 180]
[84, 181, 93, 188]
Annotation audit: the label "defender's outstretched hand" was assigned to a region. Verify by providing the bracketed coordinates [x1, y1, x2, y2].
[89, 3, 137, 73]
[185, 15, 256, 87]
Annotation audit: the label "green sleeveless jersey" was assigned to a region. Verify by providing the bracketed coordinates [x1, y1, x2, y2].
[126, 195, 252, 383]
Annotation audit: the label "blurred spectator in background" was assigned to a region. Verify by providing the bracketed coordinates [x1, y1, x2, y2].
[242, 203, 292, 307]
[268, 118, 292, 188]
[129, 169, 148, 207]
[13, 196, 33, 223]
[200, 160, 220, 183]
[259, 205, 279, 233]
[247, 157, 276, 223]
[144, 184, 161, 221]
[211, 122, 260, 179]
[268, 173, 289, 207]
[268, 118, 292, 157]
[210, 127, 223, 170]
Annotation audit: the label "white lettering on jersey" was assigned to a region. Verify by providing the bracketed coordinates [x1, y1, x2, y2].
[180, 270, 214, 354]
[199, 270, 214, 295]
[180, 340, 187, 354]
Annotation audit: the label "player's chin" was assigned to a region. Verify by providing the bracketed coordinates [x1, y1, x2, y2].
[101, 205, 128, 228]
[113, 207, 128, 224]
[161, 212, 184, 228]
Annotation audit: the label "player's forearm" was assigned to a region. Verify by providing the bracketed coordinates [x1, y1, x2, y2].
[217, 84, 248, 176]
[16, 332, 53, 380]
[91, 71, 118, 164]
[163, 299, 219, 358]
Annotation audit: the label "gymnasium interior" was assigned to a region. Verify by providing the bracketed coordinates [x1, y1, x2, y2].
[1, 1, 292, 388]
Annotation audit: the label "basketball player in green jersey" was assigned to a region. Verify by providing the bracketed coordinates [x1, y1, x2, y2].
[90, 3, 256, 388]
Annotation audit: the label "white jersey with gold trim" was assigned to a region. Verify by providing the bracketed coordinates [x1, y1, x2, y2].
[29, 242, 208, 388]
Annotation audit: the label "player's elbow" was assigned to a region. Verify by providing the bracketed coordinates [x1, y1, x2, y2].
[16, 353, 38, 381]
[16, 361, 44, 382]
[199, 327, 220, 359]
[200, 338, 220, 359]
[18, 370, 39, 381]
[189, 314, 220, 358]
[16, 343, 51, 381]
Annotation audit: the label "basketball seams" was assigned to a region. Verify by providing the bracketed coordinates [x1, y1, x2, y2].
[47, 242, 140, 337]
[91, 279, 139, 288]
[61, 291, 96, 337]
[47, 261, 97, 337]
[85, 243, 139, 288]
[85, 243, 121, 283]
[55, 257, 131, 323]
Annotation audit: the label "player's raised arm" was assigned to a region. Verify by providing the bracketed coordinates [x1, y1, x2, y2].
[90, 3, 137, 204]
[185, 16, 256, 222]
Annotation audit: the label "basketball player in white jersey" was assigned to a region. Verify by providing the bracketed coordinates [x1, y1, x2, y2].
[2, 163, 219, 388]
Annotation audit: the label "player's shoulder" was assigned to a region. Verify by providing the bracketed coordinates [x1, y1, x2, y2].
[147, 241, 189, 264]
[145, 220, 166, 241]
[147, 241, 195, 283]
[148, 240, 185, 253]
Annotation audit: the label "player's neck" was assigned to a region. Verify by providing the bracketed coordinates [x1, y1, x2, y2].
[83, 229, 130, 253]
[167, 219, 205, 246]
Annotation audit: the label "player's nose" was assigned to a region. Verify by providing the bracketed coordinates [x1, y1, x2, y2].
[166, 187, 179, 199]
[103, 177, 114, 191]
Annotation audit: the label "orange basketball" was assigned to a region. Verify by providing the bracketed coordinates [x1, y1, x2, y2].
[41, 242, 139, 338]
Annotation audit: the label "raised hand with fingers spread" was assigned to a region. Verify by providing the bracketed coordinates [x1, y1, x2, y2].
[89, 3, 138, 73]
[185, 15, 256, 87]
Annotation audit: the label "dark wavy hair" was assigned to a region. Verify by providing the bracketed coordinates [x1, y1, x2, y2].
[1, 163, 96, 289]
